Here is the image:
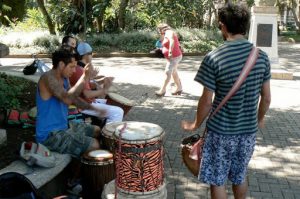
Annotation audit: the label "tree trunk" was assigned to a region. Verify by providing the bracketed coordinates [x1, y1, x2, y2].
[36, 0, 56, 35]
[96, 16, 104, 32]
[207, 6, 212, 28]
[118, 0, 129, 30]
[291, 7, 300, 32]
[95, 0, 111, 33]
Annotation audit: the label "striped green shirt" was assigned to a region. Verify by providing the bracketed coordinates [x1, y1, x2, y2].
[195, 39, 271, 135]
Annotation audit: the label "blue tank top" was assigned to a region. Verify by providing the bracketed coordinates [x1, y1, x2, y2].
[36, 78, 69, 143]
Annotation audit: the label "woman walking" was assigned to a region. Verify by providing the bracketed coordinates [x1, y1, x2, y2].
[155, 23, 183, 96]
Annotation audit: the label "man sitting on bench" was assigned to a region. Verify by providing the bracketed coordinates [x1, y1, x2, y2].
[36, 49, 105, 158]
[69, 42, 124, 124]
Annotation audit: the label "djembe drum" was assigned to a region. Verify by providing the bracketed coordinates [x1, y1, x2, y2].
[101, 121, 134, 152]
[112, 122, 166, 197]
[101, 180, 167, 199]
[106, 93, 135, 115]
[81, 150, 115, 199]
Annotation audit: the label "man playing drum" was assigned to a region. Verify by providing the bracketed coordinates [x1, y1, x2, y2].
[69, 42, 124, 123]
[36, 49, 105, 158]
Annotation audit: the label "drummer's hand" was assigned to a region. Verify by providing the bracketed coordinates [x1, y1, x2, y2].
[181, 120, 198, 132]
[83, 63, 91, 81]
[103, 77, 114, 89]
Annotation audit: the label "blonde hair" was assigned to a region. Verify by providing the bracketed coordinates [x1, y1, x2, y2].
[157, 23, 171, 32]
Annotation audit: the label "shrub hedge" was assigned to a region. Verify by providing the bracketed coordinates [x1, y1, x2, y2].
[0, 28, 222, 54]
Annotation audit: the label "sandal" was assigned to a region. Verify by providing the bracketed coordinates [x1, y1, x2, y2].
[155, 91, 166, 97]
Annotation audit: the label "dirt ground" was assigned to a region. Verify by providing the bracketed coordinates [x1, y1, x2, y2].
[0, 79, 37, 169]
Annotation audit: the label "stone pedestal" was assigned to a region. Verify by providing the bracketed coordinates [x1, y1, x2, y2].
[248, 6, 279, 63]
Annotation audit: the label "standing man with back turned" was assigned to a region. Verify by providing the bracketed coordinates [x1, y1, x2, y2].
[181, 4, 271, 199]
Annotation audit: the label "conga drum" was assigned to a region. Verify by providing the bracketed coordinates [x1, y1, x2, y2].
[101, 121, 134, 152]
[101, 180, 167, 199]
[113, 122, 165, 194]
[81, 150, 115, 199]
[106, 93, 135, 115]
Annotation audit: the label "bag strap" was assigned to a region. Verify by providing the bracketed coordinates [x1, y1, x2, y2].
[210, 46, 259, 118]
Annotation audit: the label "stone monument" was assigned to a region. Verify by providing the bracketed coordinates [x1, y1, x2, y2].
[248, 1, 293, 80]
[248, 4, 279, 63]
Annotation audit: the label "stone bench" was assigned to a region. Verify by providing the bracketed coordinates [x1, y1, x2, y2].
[0, 152, 71, 198]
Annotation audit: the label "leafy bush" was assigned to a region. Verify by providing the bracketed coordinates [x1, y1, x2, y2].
[2, 28, 222, 54]
[0, 30, 48, 49]
[15, 8, 47, 31]
[87, 31, 156, 53]
[33, 35, 60, 52]
[118, 31, 156, 52]
[1, 0, 26, 26]
[0, 73, 28, 111]
[88, 28, 221, 53]
[177, 28, 222, 52]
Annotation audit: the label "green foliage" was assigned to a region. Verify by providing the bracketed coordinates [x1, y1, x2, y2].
[12, 8, 47, 32]
[87, 28, 222, 53]
[102, 7, 119, 33]
[1, 0, 26, 26]
[0, 2, 11, 12]
[2, 27, 222, 54]
[33, 35, 60, 52]
[118, 31, 156, 52]
[177, 28, 222, 52]
[281, 31, 300, 42]
[48, 0, 94, 35]
[87, 31, 156, 53]
[0, 73, 28, 110]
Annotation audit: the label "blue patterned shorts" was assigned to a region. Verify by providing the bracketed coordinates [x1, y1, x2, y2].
[199, 132, 256, 186]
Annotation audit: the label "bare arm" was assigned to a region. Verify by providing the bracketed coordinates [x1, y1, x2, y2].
[42, 64, 93, 110]
[258, 80, 271, 128]
[181, 87, 214, 131]
[165, 30, 174, 58]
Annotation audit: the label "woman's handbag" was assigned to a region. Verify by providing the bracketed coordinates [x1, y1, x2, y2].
[181, 132, 206, 176]
[181, 47, 259, 176]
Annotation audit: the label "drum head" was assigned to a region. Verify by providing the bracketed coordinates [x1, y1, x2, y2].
[103, 121, 135, 137]
[114, 122, 164, 143]
[107, 93, 135, 106]
[103, 121, 124, 137]
[82, 149, 113, 162]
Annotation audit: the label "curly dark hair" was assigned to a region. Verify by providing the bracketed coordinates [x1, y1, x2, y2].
[52, 49, 76, 69]
[218, 4, 250, 35]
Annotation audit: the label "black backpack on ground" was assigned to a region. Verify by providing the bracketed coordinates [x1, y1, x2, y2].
[0, 172, 42, 199]
[23, 61, 38, 75]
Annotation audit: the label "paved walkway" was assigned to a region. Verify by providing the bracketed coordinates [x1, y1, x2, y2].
[0, 43, 300, 198]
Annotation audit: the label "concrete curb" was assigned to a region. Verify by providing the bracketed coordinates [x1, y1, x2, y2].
[271, 70, 293, 80]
